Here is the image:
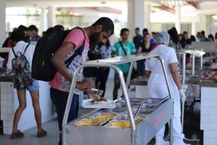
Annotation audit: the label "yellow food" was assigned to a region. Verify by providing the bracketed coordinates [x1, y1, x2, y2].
[76, 118, 105, 126]
[76, 119, 92, 126]
[92, 114, 116, 119]
[109, 121, 131, 128]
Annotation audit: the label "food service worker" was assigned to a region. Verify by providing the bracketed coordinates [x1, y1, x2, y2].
[145, 31, 190, 145]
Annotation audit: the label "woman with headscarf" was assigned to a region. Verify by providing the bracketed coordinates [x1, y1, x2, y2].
[145, 31, 190, 145]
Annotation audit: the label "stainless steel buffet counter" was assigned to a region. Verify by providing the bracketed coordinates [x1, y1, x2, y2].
[62, 54, 174, 145]
[65, 97, 172, 145]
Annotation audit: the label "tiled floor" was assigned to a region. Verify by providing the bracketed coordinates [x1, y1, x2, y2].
[0, 119, 59, 145]
[0, 78, 202, 145]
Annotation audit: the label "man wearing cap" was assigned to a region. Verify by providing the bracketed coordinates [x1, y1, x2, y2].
[144, 31, 190, 145]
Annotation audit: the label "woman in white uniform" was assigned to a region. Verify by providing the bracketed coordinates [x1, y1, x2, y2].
[145, 31, 189, 145]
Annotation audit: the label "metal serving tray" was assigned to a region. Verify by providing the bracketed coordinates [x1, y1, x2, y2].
[64, 98, 172, 145]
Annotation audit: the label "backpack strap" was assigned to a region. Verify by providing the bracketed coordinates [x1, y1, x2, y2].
[23, 43, 30, 55]
[11, 43, 30, 58]
[12, 47, 17, 58]
[65, 27, 86, 67]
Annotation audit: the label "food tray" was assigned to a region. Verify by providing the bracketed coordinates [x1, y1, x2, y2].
[82, 99, 116, 108]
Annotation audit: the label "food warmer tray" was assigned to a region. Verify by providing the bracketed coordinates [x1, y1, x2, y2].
[64, 97, 172, 145]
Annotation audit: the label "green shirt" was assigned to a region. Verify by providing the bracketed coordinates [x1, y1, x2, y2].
[112, 41, 136, 73]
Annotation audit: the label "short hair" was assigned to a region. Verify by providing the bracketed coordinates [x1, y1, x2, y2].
[120, 28, 129, 35]
[92, 17, 114, 35]
[17, 25, 28, 32]
[143, 28, 149, 34]
[10, 30, 26, 42]
[201, 30, 205, 36]
[135, 27, 140, 31]
[28, 25, 38, 32]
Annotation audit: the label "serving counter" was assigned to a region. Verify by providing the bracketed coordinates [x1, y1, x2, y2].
[62, 53, 174, 145]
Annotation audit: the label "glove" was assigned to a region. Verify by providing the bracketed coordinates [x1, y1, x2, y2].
[179, 89, 186, 102]
[182, 85, 188, 92]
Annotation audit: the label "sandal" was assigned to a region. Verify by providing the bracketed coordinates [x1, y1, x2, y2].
[37, 129, 47, 138]
[11, 130, 24, 139]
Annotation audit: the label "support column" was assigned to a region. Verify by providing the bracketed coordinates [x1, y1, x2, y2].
[127, 0, 135, 40]
[144, 3, 151, 30]
[48, 6, 56, 28]
[127, 0, 144, 39]
[41, 7, 48, 32]
[0, 0, 6, 46]
[135, 0, 145, 31]
[191, 22, 196, 36]
[175, 5, 181, 34]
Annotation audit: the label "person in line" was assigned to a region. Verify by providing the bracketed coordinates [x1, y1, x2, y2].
[49, 17, 114, 145]
[200, 30, 208, 41]
[26, 25, 38, 42]
[133, 27, 143, 50]
[95, 37, 112, 97]
[7, 30, 47, 139]
[168, 27, 179, 50]
[145, 31, 190, 145]
[30, 25, 40, 42]
[137, 32, 157, 76]
[112, 28, 136, 100]
[208, 34, 215, 42]
[2, 31, 13, 68]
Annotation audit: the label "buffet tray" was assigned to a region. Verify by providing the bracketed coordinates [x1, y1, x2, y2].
[82, 99, 116, 109]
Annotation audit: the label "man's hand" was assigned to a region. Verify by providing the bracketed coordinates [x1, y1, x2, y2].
[179, 89, 186, 102]
[76, 80, 90, 91]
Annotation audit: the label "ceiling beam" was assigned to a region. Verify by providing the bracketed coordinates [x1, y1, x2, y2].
[158, 5, 175, 14]
[187, 1, 200, 9]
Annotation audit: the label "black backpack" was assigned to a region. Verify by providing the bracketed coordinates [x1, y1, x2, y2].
[32, 27, 85, 81]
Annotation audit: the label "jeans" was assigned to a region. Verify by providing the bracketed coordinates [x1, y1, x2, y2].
[50, 87, 79, 145]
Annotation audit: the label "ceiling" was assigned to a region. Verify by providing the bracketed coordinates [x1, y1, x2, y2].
[5, 0, 217, 16]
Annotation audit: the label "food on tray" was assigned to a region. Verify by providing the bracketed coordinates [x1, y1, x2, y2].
[91, 97, 108, 104]
[76, 118, 105, 126]
[109, 121, 131, 128]
[92, 114, 116, 119]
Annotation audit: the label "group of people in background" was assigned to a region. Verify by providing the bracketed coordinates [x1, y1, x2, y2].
[2, 18, 217, 145]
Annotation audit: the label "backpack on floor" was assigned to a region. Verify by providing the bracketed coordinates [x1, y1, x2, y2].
[32, 27, 85, 82]
[12, 43, 33, 87]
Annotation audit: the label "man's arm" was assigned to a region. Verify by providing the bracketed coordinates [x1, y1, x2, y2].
[51, 42, 75, 82]
[51, 42, 90, 91]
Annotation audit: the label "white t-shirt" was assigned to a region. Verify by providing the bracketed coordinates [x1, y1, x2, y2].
[7, 41, 35, 71]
